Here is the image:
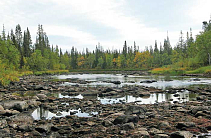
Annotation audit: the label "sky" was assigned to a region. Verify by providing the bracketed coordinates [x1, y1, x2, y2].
[1, 0, 211, 52]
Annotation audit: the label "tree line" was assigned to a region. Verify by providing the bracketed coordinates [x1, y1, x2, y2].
[1, 16, 211, 72]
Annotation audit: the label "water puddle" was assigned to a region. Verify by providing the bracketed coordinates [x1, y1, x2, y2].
[98, 90, 198, 104]
[57, 90, 198, 105]
[59, 93, 83, 99]
[32, 107, 98, 120]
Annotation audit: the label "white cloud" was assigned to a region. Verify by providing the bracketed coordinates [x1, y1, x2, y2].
[188, 0, 211, 25]
[44, 25, 97, 47]
[0, 0, 207, 52]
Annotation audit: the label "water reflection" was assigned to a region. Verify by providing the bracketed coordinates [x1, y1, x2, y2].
[98, 90, 198, 104]
[54, 74, 211, 89]
[32, 107, 98, 120]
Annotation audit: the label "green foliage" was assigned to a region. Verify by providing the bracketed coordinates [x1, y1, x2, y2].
[186, 66, 211, 74]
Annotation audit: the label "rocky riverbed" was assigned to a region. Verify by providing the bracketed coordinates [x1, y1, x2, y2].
[0, 75, 211, 138]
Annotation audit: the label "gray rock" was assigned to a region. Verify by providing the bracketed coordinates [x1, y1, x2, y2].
[18, 124, 32, 132]
[158, 121, 170, 128]
[170, 131, 193, 138]
[36, 94, 47, 100]
[3, 101, 29, 111]
[0, 119, 7, 129]
[122, 122, 135, 130]
[176, 122, 195, 129]
[102, 120, 113, 127]
[154, 134, 169, 138]
[190, 106, 209, 115]
[113, 115, 139, 125]
[139, 92, 150, 97]
[0, 105, 4, 110]
[135, 131, 150, 138]
[35, 123, 52, 133]
[149, 128, 164, 135]
[125, 105, 147, 115]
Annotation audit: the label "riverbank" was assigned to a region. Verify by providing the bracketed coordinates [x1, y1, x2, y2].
[0, 75, 210, 137]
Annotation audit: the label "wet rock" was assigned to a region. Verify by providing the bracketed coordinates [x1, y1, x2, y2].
[170, 131, 193, 138]
[176, 122, 196, 129]
[113, 115, 139, 125]
[140, 80, 157, 83]
[112, 81, 121, 85]
[100, 91, 118, 96]
[103, 88, 114, 92]
[173, 94, 180, 97]
[34, 85, 48, 90]
[122, 122, 135, 130]
[139, 92, 150, 97]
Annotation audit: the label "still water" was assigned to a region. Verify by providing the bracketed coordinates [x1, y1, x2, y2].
[32, 107, 98, 120]
[54, 74, 211, 89]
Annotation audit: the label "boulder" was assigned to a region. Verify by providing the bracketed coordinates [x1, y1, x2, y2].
[36, 94, 47, 100]
[170, 131, 193, 138]
[125, 105, 147, 115]
[139, 92, 150, 97]
[176, 122, 195, 129]
[3, 101, 29, 111]
[35, 123, 52, 133]
[154, 134, 169, 138]
[122, 122, 135, 130]
[113, 115, 139, 125]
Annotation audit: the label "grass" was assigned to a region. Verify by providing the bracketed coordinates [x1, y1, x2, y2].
[150, 67, 186, 75]
[34, 70, 69, 75]
[186, 66, 211, 74]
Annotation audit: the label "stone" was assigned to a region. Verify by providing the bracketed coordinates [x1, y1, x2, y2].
[0, 105, 4, 110]
[3, 101, 29, 111]
[158, 121, 170, 128]
[36, 94, 47, 100]
[170, 131, 193, 138]
[139, 92, 150, 97]
[18, 124, 32, 132]
[122, 122, 135, 130]
[176, 122, 195, 129]
[154, 134, 169, 138]
[102, 120, 113, 127]
[125, 105, 147, 115]
[134, 131, 150, 138]
[35, 123, 52, 133]
[149, 128, 164, 135]
[113, 115, 139, 125]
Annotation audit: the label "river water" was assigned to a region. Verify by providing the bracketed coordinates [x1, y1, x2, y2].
[31, 74, 210, 119]
[55, 74, 211, 89]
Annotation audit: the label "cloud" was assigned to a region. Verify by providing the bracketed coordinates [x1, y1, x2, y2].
[0, 0, 207, 52]
[188, 0, 211, 25]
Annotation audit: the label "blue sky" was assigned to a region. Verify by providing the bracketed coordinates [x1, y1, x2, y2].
[1, 0, 211, 52]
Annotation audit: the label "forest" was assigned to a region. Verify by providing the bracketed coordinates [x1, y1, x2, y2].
[1, 17, 211, 85]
